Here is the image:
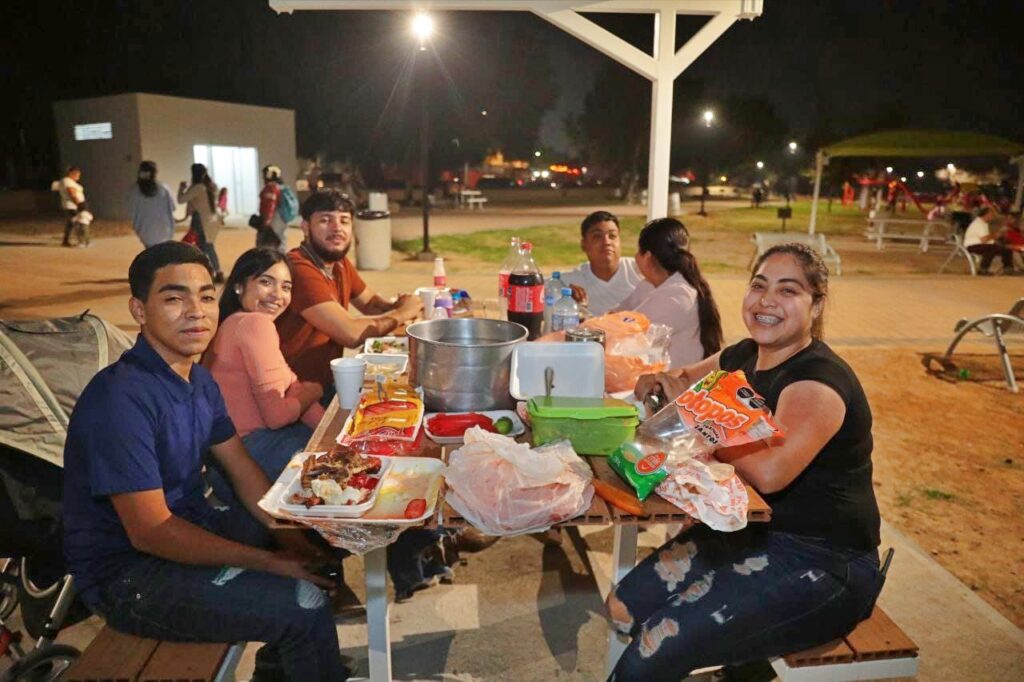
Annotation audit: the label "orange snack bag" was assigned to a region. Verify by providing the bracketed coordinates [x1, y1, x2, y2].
[671, 370, 781, 448]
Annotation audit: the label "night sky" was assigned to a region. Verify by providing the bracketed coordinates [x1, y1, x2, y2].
[3, 0, 1023, 185]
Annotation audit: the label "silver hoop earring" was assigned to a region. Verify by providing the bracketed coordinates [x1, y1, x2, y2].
[234, 287, 242, 295]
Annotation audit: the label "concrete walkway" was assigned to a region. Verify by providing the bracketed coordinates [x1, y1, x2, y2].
[0, 215, 1021, 680]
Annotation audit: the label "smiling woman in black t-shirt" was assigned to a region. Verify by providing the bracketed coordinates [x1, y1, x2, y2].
[605, 243, 882, 682]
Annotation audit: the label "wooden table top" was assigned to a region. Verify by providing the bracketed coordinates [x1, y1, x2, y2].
[307, 397, 771, 529]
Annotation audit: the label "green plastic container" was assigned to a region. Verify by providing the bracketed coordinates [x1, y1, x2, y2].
[528, 396, 639, 455]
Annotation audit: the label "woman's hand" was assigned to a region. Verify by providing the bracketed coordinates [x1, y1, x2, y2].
[634, 370, 689, 402]
[287, 381, 323, 412]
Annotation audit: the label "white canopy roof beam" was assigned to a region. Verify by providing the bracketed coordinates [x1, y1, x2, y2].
[269, 0, 762, 222]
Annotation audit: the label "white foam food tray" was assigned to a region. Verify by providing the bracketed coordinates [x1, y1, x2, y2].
[509, 342, 605, 400]
[423, 409, 525, 445]
[363, 336, 409, 354]
[355, 352, 408, 377]
[276, 452, 393, 518]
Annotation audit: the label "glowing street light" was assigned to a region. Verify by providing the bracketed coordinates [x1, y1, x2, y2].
[788, 141, 798, 154]
[756, 161, 764, 170]
[719, 175, 728, 183]
[480, 109, 487, 116]
[885, 166, 893, 174]
[900, 176, 907, 182]
[534, 150, 542, 158]
[702, 110, 715, 127]
[916, 170, 925, 178]
[946, 163, 956, 173]
[411, 12, 433, 49]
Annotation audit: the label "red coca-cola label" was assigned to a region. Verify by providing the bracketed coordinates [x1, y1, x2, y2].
[509, 284, 543, 313]
[499, 273, 510, 298]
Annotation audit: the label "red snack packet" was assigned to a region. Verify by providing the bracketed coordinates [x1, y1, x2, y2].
[672, 370, 782, 447]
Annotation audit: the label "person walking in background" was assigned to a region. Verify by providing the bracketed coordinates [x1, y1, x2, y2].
[57, 166, 86, 247]
[179, 163, 224, 283]
[257, 165, 298, 253]
[127, 161, 176, 248]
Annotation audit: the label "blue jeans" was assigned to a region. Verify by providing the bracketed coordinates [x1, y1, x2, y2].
[207, 423, 313, 511]
[608, 525, 881, 681]
[191, 212, 221, 274]
[83, 505, 346, 682]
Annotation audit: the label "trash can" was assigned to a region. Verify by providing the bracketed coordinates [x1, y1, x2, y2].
[669, 191, 681, 215]
[354, 210, 391, 271]
[368, 192, 388, 212]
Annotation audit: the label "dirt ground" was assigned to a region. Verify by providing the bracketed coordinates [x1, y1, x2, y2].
[1, 212, 1022, 634]
[839, 348, 1024, 628]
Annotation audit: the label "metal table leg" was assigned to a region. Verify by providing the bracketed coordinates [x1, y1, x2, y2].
[604, 524, 638, 678]
[364, 547, 392, 682]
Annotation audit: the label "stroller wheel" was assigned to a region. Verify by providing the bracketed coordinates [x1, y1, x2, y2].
[0, 559, 18, 619]
[0, 643, 79, 682]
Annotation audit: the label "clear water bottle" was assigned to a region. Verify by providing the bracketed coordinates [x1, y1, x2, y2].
[542, 271, 562, 334]
[498, 236, 522, 318]
[551, 287, 580, 332]
[432, 289, 453, 319]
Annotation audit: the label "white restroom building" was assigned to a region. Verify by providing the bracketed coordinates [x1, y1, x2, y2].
[53, 93, 296, 220]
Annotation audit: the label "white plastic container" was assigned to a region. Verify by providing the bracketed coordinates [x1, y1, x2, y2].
[354, 352, 408, 377]
[509, 342, 604, 400]
[277, 452, 393, 518]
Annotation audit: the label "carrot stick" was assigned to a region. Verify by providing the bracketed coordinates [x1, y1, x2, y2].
[592, 479, 646, 517]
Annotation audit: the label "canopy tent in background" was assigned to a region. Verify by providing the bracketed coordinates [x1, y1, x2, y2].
[269, 0, 764, 223]
[808, 130, 1024, 234]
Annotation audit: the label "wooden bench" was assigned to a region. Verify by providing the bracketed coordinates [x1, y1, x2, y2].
[770, 605, 919, 681]
[749, 232, 843, 275]
[864, 217, 952, 253]
[66, 625, 243, 682]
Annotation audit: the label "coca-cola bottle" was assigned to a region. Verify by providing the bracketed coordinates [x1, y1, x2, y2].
[497, 236, 521, 318]
[507, 241, 544, 340]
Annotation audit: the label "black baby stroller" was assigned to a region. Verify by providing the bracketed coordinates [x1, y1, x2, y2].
[0, 313, 133, 681]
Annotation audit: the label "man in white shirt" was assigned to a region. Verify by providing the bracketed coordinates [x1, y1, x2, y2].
[58, 167, 85, 247]
[964, 206, 1015, 275]
[560, 210, 643, 315]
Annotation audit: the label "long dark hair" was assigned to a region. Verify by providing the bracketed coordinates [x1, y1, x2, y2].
[751, 243, 829, 339]
[137, 160, 158, 197]
[190, 163, 217, 213]
[219, 248, 290, 322]
[637, 217, 723, 357]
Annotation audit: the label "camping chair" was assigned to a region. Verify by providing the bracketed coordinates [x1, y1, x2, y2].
[943, 298, 1024, 392]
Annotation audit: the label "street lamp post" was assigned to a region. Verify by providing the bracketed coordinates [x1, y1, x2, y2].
[412, 13, 435, 261]
[699, 109, 714, 217]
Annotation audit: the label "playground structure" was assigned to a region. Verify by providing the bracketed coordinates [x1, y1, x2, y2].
[808, 130, 1024, 234]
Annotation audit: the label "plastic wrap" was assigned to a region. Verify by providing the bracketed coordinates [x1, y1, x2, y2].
[537, 311, 671, 393]
[655, 454, 748, 532]
[443, 427, 593, 536]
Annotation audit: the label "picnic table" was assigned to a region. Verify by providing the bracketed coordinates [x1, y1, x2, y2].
[302, 396, 771, 681]
[457, 188, 488, 209]
[864, 216, 952, 252]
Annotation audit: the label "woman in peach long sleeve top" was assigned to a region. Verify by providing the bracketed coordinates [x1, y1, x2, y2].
[204, 248, 324, 507]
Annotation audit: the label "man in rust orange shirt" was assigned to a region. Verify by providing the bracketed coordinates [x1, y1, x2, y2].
[276, 190, 422, 389]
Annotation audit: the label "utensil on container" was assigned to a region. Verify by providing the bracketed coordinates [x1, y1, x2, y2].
[406, 318, 528, 411]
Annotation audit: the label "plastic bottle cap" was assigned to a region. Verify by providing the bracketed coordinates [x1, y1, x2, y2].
[552, 271, 560, 278]
[561, 287, 572, 296]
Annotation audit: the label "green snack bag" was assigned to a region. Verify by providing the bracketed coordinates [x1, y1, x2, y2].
[607, 443, 669, 501]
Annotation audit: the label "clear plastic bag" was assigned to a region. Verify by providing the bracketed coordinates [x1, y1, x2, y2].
[538, 311, 671, 393]
[443, 428, 594, 536]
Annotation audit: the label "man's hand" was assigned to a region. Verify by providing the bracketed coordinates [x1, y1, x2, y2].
[263, 551, 335, 589]
[634, 371, 689, 402]
[569, 284, 589, 308]
[271, 528, 326, 562]
[393, 293, 423, 320]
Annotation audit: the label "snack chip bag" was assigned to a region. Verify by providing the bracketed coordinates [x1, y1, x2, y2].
[639, 370, 782, 452]
[607, 442, 669, 501]
[346, 382, 424, 443]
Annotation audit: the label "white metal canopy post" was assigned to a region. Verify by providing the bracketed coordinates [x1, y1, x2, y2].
[807, 150, 827, 235]
[270, 0, 762, 222]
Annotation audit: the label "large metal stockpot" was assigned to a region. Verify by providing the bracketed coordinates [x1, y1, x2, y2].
[406, 318, 528, 411]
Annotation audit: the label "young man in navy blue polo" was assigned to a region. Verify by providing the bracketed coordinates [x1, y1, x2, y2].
[62, 242, 348, 681]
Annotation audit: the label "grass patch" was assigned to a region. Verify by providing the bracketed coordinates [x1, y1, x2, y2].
[895, 491, 914, 507]
[395, 202, 867, 268]
[921, 487, 955, 501]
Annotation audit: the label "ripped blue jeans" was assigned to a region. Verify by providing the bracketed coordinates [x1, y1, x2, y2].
[608, 525, 881, 682]
[83, 506, 346, 682]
